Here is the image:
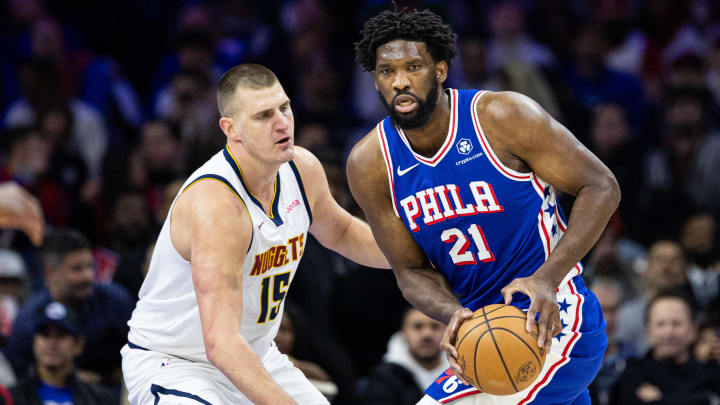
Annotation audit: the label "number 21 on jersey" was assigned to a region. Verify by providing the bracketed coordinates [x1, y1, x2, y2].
[442, 224, 495, 265]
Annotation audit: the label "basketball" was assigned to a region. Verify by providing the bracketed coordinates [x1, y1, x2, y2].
[455, 304, 546, 395]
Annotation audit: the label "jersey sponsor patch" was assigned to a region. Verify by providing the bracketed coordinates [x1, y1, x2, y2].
[456, 138, 473, 155]
[425, 368, 480, 403]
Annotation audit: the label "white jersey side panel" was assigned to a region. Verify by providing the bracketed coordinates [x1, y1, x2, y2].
[127, 146, 312, 362]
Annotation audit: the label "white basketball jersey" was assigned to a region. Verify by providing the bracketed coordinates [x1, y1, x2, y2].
[127, 145, 312, 362]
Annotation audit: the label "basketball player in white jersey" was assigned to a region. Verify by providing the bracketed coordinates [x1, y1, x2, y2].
[121, 64, 390, 405]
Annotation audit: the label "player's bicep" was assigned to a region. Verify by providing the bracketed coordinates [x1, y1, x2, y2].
[183, 181, 252, 345]
[487, 92, 615, 196]
[346, 138, 429, 270]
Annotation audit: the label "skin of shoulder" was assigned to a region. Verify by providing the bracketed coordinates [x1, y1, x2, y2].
[171, 178, 253, 263]
[476, 90, 615, 196]
[346, 127, 430, 271]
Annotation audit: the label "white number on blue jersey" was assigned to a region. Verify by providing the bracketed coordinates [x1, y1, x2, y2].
[441, 224, 495, 265]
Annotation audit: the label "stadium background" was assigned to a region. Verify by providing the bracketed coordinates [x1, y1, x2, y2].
[0, 0, 719, 404]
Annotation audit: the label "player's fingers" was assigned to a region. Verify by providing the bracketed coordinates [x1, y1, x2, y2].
[537, 308, 549, 349]
[501, 283, 517, 304]
[25, 218, 44, 246]
[440, 339, 458, 359]
[446, 355, 471, 386]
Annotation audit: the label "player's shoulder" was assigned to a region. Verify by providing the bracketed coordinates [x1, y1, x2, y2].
[176, 175, 250, 223]
[288, 146, 328, 193]
[476, 91, 546, 125]
[289, 146, 322, 174]
[346, 125, 384, 176]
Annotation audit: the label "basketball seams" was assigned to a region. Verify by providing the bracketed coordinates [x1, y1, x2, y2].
[456, 304, 548, 396]
[482, 306, 519, 393]
[487, 327, 544, 369]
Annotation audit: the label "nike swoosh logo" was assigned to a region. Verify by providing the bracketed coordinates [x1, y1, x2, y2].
[396, 163, 420, 176]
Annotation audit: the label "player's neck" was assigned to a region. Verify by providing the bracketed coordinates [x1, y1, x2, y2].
[401, 90, 451, 158]
[227, 142, 282, 205]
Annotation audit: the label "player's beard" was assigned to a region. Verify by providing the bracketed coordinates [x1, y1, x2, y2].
[379, 76, 440, 130]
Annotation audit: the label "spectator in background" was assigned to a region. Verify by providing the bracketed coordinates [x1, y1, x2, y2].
[694, 319, 720, 367]
[497, 61, 561, 120]
[0, 126, 75, 228]
[138, 122, 184, 192]
[448, 36, 499, 92]
[589, 277, 637, 405]
[616, 240, 697, 355]
[275, 308, 336, 402]
[93, 191, 155, 284]
[9, 301, 117, 404]
[5, 229, 133, 386]
[485, 0, 555, 73]
[155, 70, 222, 170]
[151, 30, 221, 116]
[561, 24, 646, 135]
[274, 305, 356, 404]
[706, 36, 720, 107]
[3, 59, 108, 183]
[0, 250, 28, 341]
[356, 308, 448, 405]
[588, 103, 643, 239]
[680, 213, 719, 310]
[641, 87, 720, 236]
[613, 291, 720, 405]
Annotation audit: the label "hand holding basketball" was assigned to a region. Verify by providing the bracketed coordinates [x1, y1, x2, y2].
[439, 307, 473, 385]
[454, 304, 547, 395]
[501, 274, 562, 350]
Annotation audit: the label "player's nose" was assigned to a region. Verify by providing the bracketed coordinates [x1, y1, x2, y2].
[392, 71, 411, 91]
[274, 111, 291, 131]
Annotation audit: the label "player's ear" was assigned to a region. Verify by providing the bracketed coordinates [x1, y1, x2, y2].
[436, 60, 448, 85]
[219, 117, 240, 142]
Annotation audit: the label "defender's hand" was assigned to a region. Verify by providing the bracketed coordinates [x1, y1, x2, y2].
[501, 275, 561, 350]
[440, 307, 473, 385]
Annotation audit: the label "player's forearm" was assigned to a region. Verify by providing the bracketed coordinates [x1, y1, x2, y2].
[394, 266, 463, 324]
[338, 217, 391, 268]
[206, 336, 297, 405]
[537, 177, 620, 287]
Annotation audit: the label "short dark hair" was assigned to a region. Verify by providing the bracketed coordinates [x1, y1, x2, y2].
[41, 229, 91, 270]
[354, 8, 458, 72]
[645, 290, 697, 325]
[217, 64, 278, 117]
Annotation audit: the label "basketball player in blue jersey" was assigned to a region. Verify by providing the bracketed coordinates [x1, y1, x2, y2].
[121, 64, 389, 405]
[347, 9, 620, 405]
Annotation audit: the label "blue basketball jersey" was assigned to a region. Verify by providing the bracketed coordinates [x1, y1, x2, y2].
[378, 89, 581, 311]
[378, 89, 607, 404]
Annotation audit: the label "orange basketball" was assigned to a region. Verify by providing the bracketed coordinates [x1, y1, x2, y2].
[455, 304, 546, 395]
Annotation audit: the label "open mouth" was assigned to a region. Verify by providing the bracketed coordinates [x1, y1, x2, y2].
[394, 94, 418, 114]
[276, 136, 291, 145]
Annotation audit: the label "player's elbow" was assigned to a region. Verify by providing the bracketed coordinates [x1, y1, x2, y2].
[204, 336, 222, 365]
[597, 171, 621, 211]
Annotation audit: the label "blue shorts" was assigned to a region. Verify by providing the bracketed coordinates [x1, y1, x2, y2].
[424, 277, 606, 404]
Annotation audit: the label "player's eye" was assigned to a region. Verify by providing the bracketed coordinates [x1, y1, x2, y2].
[409, 65, 420, 71]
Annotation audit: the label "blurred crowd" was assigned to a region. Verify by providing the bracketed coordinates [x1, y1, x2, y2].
[0, 0, 719, 404]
